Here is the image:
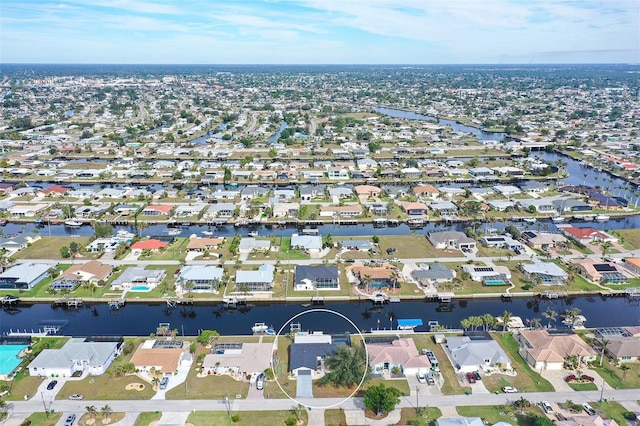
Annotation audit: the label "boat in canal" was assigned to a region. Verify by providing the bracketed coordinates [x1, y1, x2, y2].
[595, 214, 610, 222]
[64, 220, 83, 227]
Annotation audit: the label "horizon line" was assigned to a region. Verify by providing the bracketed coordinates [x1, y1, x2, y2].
[2, 62, 639, 67]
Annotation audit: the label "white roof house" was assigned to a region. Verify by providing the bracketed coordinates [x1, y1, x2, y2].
[0, 262, 53, 290]
[110, 267, 166, 290]
[177, 265, 224, 293]
[444, 336, 511, 373]
[238, 238, 271, 253]
[29, 337, 121, 377]
[291, 234, 322, 252]
[235, 264, 275, 292]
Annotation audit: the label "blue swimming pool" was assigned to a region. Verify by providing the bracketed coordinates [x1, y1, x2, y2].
[130, 285, 151, 292]
[0, 345, 28, 375]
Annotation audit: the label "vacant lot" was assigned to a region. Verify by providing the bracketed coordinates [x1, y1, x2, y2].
[379, 235, 461, 259]
[186, 410, 307, 426]
[457, 404, 543, 425]
[13, 236, 94, 260]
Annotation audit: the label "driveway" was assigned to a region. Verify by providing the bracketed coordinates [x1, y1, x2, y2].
[151, 363, 191, 400]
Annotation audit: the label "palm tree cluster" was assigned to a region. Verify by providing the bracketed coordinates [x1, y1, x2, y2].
[460, 313, 498, 331]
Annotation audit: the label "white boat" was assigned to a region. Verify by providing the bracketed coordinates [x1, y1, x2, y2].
[523, 217, 537, 224]
[167, 229, 181, 236]
[251, 322, 269, 333]
[248, 231, 258, 237]
[595, 214, 610, 222]
[551, 215, 565, 223]
[64, 220, 82, 227]
[202, 231, 214, 236]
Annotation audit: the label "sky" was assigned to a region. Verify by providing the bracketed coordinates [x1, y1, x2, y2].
[1, 0, 639, 64]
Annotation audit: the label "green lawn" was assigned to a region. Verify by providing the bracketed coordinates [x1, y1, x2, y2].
[457, 404, 543, 425]
[593, 362, 640, 389]
[141, 237, 189, 261]
[186, 410, 306, 426]
[13, 236, 94, 260]
[568, 382, 598, 391]
[488, 332, 555, 392]
[22, 412, 63, 426]
[134, 412, 162, 426]
[379, 235, 460, 259]
[325, 408, 347, 426]
[398, 407, 442, 426]
[591, 401, 635, 426]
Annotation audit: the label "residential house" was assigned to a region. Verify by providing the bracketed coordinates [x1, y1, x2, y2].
[411, 263, 456, 286]
[0, 262, 52, 289]
[131, 339, 187, 377]
[186, 237, 224, 253]
[29, 337, 123, 378]
[519, 199, 557, 214]
[469, 167, 494, 177]
[272, 202, 300, 218]
[521, 230, 568, 250]
[140, 205, 173, 216]
[8, 204, 47, 218]
[516, 329, 597, 371]
[130, 239, 168, 255]
[299, 185, 325, 202]
[367, 337, 431, 375]
[177, 265, 224, 293]
[603, 337, 640, 363]
[205, 203, 235, 218]
[110, 267, 166, 291]
[354, 185, 381, 198]
[319, 204, 363, 218]
[327, 167, 349, 180]
[0, 233, 41, 253]
[351, 265, 398, 290]
[86, 238, 121, 253]
[479, 235, 524, 251]
[462, 264, 511, 285]
[521, 262, 568, 285]
[113, 204, 140, 216]
[338, 239, 374, 251]
[327, 187, 353, 199]
[364, 202, 389, 216]
[562, 227, 615, 245]
[290, 234, 323, 257]
[437, 418, 484, 426]
[289, 334, 344, 377]
[493, 185, 521, 196]
[174, 204, 207, 218]
[238, 238, 271, 254]
[445, 335, 511, 373]
[294, 265, 339, 291]
[413, 184, 440, 201]
[430, 201, 458, 217]
[40, 185, 70, 197]
[53, 260, 112, 290]
[552, 199, 593, 213]
[622, 258, 640, 275]
[202, 342, 273, 377]
[399, 202, 429, 217]
[427, 231, 476, 251]
[400, 167, 422, 178]
[234, 264, 275, 292]
[571, 259, 628, 284]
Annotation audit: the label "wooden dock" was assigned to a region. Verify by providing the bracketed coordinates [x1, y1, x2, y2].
[166, 298, 194, 308]
[108, 298, 126, 310]
[54, 298, 83, 308]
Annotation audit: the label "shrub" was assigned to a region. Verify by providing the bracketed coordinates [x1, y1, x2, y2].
[623, 412, 637, 421]
[565, 375, 576, 382]
[231, 414, 240, 423]
[581, 375, 595, 382]
[284, 418, 298, 426]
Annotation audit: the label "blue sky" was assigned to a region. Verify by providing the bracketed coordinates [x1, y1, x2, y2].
[1, 0, 638, 64]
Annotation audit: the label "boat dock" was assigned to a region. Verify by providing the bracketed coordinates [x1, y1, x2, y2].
[108, 298, 126, 310]
[1, 295, 20, 306]
[539, 291, 569, 299]
[166, 297, 194, 308]
[54, 298, 83, 308]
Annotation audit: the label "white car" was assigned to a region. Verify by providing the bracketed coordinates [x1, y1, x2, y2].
[582, 403, 596, 415]
[416, 372, 427, 384]
[68, 394, 84, 400]
[541, 401, 554, 414]
[502, 386, 518, 393]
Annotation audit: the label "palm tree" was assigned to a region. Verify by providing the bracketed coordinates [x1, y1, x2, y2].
[460, 318, 471, 331]
[620, 364, 630, 379]
[599, 338, 610, 367]
[601, 241, 613, 260]
[501, 310, 513, 334]
[100, 404, 113, 420]
[530, 318, 542, 330]
[543, 308, 558, 328]
[85, 405, 97, 420]
[563, 307, 582, 329]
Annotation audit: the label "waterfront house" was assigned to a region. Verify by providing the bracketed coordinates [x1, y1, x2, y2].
[479, 235, 523, 251]
[186, 237, 224, 252]
[294, 265, 339, 291]
[86, 238, 121, 253]
[131, 239, 168, 255]
[493, 185, 521, 196]
[427, 230, 476, 251]
[131, 339, 187, 377]
[521, 230, 567, 250]
[367, 337, 431, 376]
[413, 184, 440, 201]
[0, 262, 52, 290]
[351, 265, 398, 290]
[430, 201, 458, 217]
[0, 233, 41, 254]
[469, 167, 494, 177]
[238, 238, 271, 254]
[8, 203, 47, 218]
[272, 202, 299, 218]
[205, 203, 235, 218]
[621, 258, 640, 275]
[53, 260, 112, 290]
[327, 187, 354, 199]
[571, 258, 628, 284]
[234, 264, 275, 292]
[176, 265, 224, 293]
[562, 227, 615, 245]
[411, 263, 455, 285]
[29, 337, 122, 378]
[174, 204, 207, 218]
[299, 185, 325, 201]
[399, 202, 429, 217]
[552, 199, 593, 213]
[462, 264, 511, 285]
[603, 336, 640, 363]
[445, 335, 511, 373]
[327, 167, 349, 180]
[516, 329, 596, 371]
[40, 185, 70, 197]
[290, 233, 323, 257]
[110, 267, 166, 291]
[354, 185, 381, 198]
[520, 262, 568, 285]
[202, 342, 273, 377]
[289, 334, 344, 377]
[338, 239, 374, 252]
[140, 204, 173, 216]
[518, 199, 557, 214]
[319, 204, 363, 218]
[437, 418, 484, 426]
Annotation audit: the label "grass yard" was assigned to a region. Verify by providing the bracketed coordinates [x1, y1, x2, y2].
[13, 236, 94, 260]
[593, 362, 640, 389]
[264, 335, 296, 399]
[141, 237, 189, 261]
[488, 332, 555, 392]
[378, 235, 460, 259]
[457, 404, 542, 425]
[313, 377, 410, 399]
[568, 382, 598, 391]
[325, 408, 347, 426]
[398, 407, 442, 426]
[79, 412, 125, 425]
[591, 401, 635, 426]
[187, 410, 307, 426]
[134, 411, 162, 426]
[22, 412, 62, 426]
[610, 229, 640, 250]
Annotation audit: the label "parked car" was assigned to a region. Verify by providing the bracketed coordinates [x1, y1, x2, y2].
[416, 372, 427, 384]
[46, 380, 58, 390]
[68, 394, 83, 400]
[466, 372, 476, 384]
[426, 373, 436, 385]
[256, 373, 265, 390]
[473, 371, 482, 381]
[159, 377, 169, 390]
[582, 403, 596, 416]
[502, 386, 518, 393]
[65, 414, 76, 426]
[541, 401, 554, 414]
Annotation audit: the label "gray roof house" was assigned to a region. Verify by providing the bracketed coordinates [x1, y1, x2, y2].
[235, 264, 275, 292]
[238, 238, 271, 253]
[291, 234, 323, 253]
[338, 240, 374, 251]
[289, 342, 342, 376]
[0, 262, 52, 290]
[445, 336, 512, 372]
[412, 263, 456, 284]
[437, 418, 484, 426]
[29, 337, 122, 378]
[294, 265, 339, 291]
[427, 231, 476, 251]
[110, 267, 166, 291]
[177, 265, 224, 293]
[520, 262, 568, 285]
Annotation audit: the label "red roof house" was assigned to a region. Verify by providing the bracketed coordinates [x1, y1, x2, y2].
[131, 239, 168, 251]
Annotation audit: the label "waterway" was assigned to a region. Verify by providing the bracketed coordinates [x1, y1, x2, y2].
[3, 296, 639, 337]
[374, 107, 507, 141]
[268, 121, 288, 144]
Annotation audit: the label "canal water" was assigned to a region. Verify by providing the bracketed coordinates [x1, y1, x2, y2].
[1, 296, 638, 337]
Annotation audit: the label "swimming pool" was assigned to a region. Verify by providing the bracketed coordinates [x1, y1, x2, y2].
[0, 345, 28, 375]
[130, 285, 151, 292]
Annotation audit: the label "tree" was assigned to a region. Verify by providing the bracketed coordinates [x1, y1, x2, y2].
[543, 308, 557, 328]
[320, 345, 368, 388]
[363, 383, 401, 416]
[94, 223, 114, 238]
[85, 405, 97, 420]
[601, 241, 612, 259]
[599, 338, 610, 367]
[501, 310, 513, 334]
[100, 404, 112, 420]
[60, 246, 71, 258]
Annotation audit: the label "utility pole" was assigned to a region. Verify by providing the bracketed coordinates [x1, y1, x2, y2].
[416, 386, 419, 413]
